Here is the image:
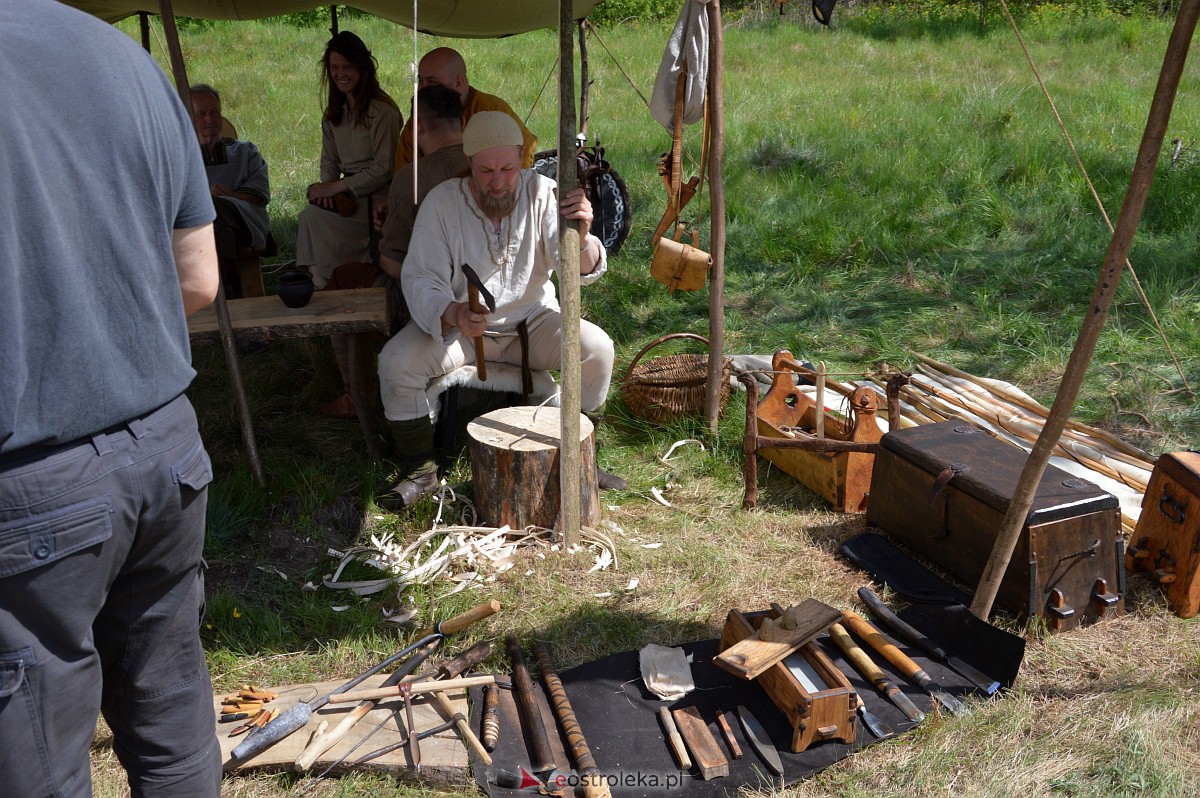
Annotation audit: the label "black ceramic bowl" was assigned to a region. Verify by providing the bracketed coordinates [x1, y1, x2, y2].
[276, 270, 315, 309]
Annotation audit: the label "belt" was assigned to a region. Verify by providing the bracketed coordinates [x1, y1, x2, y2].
[0, 394, 186, 469]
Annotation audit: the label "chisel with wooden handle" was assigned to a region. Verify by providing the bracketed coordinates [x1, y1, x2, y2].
[828, 622, 924, 723]
[841, 610, 968, 716]
[857, 587, 1000, 696]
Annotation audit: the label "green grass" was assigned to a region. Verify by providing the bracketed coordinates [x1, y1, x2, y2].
[87, 8, 1200, 797]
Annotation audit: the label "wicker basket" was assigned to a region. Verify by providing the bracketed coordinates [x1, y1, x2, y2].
[621, 333, 732, 423]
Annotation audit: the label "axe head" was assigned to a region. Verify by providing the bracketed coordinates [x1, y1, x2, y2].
[460, 263, 496, 312]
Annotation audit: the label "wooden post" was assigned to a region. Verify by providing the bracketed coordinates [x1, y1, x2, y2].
[705, 0, 727, 434]
[578, 20, 590, 138]
[558, 0, 582, 546]
[158, 0, 267, 486]
[970, 0, 1200, 620]
[138, 11, 151, 52]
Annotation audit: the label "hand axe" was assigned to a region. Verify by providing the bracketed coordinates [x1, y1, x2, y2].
[459, 263, 495, 381]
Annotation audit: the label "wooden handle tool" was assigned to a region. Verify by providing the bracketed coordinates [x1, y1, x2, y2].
[659, 707, 692, 769]
[329, 674, 495, 704]
[841, 611, 967, 716]
[533, 643, 612, 798]
[829, 622, 925, 724]
[466, 281, 488, 382]
[507, 636, 556, 775]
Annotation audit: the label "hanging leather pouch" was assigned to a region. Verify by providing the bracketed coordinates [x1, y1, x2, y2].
[651, 225, 711, 293]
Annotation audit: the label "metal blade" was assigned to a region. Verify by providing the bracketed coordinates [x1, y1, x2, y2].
[928, 687, 970, 716]
[883, 685, 925, 723]
[855, 696, 894, 739]
[735, 705, 784, 777]
[944, 654, 1001, 696]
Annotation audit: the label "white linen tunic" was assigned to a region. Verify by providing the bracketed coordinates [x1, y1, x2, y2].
[379, 169, 613, 421]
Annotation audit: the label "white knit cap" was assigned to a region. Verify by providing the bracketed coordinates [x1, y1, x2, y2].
[462, 112, 523, 156]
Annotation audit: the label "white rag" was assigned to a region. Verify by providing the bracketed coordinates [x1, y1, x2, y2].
[639, 643, 696, 701]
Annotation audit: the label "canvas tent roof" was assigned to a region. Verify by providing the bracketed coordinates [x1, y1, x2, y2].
[65, 0, 601, 38]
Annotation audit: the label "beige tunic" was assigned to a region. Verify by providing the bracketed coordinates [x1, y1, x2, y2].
[296, 97, 400, 284]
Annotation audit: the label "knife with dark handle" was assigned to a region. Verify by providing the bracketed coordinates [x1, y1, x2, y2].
[857, 588, 1000, 696]
[735, 705, 784, 777]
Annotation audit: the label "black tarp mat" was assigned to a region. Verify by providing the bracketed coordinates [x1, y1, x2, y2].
[472, 628, 1000, 798]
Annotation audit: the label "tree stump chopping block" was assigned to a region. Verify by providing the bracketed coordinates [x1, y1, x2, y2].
[467, 406, 600, 529]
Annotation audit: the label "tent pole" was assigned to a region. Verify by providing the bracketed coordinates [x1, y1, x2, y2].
[157, 0, 268, 487]
[578, 20, 590, 138]
[705, 0, 727, 433]
[558, 0, 582, 547]
[329, 5, 339, 35]
[970, 0, 1199, 620]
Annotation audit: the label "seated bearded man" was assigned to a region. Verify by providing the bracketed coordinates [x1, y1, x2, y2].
[376, 112, 624, 509]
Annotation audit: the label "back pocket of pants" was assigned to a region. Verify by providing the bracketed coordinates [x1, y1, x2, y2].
[0, 497, 113, 578]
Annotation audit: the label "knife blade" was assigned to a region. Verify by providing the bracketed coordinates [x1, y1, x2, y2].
[857, 588, 1000, 696]
[828, 622, 925, 724]
[841, 610, 969, 716]
[735, 705, 784, 777]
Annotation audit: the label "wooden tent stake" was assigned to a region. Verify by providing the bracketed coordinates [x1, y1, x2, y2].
[971, 0, 1200, 620]
[156, 0, 266, 486]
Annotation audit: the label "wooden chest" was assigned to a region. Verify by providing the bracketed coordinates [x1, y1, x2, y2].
[718, 607, 856, 753]
[866, 421, 1124, 631]
[1127, 451, 1200, 618]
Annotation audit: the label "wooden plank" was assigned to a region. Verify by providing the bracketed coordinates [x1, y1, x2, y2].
[216, 674, 470, 786]
[713, 598, 842, 681]
[188, 288, 388, 344]
[670, 707, 728, 780]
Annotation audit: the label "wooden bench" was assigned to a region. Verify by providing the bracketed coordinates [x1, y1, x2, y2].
[189, 288, 390, 479]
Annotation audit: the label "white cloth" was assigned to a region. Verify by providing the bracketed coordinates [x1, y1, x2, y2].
[650, 0, 711, 131]
[639, 644, 695, 701]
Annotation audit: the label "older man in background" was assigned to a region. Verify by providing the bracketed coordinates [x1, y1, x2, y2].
[191, 83, 271, 299]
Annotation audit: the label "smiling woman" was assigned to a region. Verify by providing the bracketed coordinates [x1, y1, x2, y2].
[293, 30, 401, 288]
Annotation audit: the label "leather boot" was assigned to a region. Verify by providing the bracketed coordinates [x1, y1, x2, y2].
[585, 407, 627, 491]
[377, 418, 439, 511]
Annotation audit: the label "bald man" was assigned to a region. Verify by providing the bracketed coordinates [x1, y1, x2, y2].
[394, 47, 537, 170]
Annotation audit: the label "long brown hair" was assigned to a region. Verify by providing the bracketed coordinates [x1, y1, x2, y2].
[319, 31, 397, 127]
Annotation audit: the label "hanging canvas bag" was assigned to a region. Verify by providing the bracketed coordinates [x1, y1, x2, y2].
[651, 224, 711, 293]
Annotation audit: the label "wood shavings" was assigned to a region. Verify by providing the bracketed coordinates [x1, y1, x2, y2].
[650, 487, 672, 507]
[642, 542, 663, 550]
[256, 565, 288, 581]
[659, 438, 706, 465]
[320, 523, 619, 603]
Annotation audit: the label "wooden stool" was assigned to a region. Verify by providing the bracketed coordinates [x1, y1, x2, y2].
[467, 406, 599, 530]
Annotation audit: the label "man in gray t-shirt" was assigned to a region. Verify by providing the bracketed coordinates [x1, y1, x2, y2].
[0, 1, 222, 794]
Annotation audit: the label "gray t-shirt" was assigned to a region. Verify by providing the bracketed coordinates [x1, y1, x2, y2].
[0, 0, 215, 452]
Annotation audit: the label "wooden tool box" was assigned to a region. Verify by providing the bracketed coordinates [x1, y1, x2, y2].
[747, 351, 884, 512]
[718, 607, 857, 753]
[866, 421, 1124, 631]
[1127, 451, 1200, 618]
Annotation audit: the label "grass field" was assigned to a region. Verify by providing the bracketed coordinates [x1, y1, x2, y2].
[89, 6, 1200, 797]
